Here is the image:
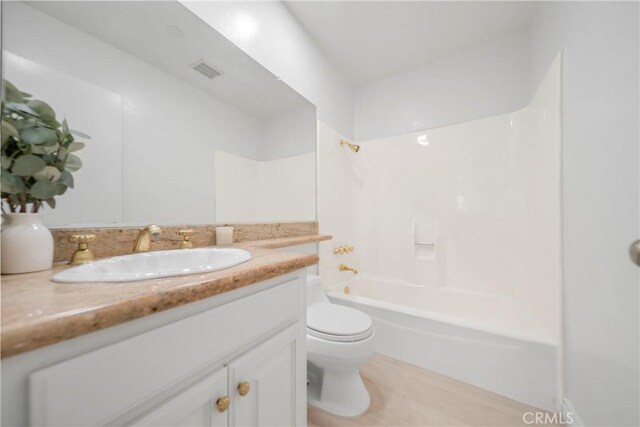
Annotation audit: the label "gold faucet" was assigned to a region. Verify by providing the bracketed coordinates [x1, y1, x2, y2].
[339, 263, 358, 274]
[132, 225, 161, 253]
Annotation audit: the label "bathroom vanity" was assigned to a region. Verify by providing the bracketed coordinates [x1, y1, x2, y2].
[0, 240, 327, 426]
[0, 1, 327, 424]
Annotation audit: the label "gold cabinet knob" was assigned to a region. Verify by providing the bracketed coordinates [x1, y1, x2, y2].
[216, 396, 230, 412]
[630, 239, 640, 267]
[178, 229, 194, 249]
[237, 381, 250, 396]
[68, 234, 96, 265]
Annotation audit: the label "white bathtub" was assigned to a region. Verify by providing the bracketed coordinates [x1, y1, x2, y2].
[328, 277, 559, 411]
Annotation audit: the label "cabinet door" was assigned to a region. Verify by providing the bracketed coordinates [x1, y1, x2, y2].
[228, 325, 302, 427]
[132, 367, 229, 427]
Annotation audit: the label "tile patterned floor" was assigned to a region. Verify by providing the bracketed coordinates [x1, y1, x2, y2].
[308, 354, 556, 427]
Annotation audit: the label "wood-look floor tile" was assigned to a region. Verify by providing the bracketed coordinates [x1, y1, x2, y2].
[308, 353, 557, 427]
[308, 405, 386, 427]
[360, 353, 403, 389]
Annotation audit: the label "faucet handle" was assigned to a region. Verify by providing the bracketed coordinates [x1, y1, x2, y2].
[148, 224, 161, 237]
[68, 234, 96, 265]
[178, 229, 194, 249]
[69, 234, 95, 245]
[333, 245, 354, 255]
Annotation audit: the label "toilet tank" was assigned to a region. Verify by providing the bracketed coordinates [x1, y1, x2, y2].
[307, 274, 330, 306]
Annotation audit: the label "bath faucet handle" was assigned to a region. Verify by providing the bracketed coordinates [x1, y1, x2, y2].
[333, 245, 354, 255]
[178, 229, 194, 249]
[68, 234, 96, 265]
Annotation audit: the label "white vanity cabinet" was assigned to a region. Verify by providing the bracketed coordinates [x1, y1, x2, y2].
[228, 325, 299, 427]
[132, 367, 229, 427]
[4, 274, 307, 427]
[132, 325, 301, 427]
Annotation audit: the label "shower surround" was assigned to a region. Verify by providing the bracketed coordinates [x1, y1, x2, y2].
[318, 55, 562, 410]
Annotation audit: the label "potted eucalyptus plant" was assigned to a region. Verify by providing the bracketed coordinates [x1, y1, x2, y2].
[1, 80, 89, 274]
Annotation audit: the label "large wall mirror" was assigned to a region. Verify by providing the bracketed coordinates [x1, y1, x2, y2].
[2, 1, 317, 227]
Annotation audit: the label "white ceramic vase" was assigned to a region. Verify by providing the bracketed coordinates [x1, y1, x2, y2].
[1, 213, 54, 274]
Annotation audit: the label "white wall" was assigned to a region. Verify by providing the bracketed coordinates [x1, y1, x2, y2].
[215, 150, 316, 222]
[180, 1, 355, 139]
[262, 105, 316, 160]
[354, 31, 532, 141]
[530, 3, 640, 425]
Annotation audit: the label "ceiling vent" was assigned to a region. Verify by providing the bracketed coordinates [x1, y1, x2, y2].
[191, 60, 222, 80]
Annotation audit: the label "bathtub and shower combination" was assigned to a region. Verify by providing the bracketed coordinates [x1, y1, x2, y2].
[318, 55, 563, 411]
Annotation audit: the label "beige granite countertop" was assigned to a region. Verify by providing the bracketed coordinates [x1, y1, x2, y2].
[242, 234, 332, 248]
[1, 242, 323, 359]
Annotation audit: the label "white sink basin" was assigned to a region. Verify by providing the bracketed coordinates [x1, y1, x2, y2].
[52, 247, 252, 283]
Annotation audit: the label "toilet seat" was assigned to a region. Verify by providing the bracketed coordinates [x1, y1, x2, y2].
[307, 303, 374, 343]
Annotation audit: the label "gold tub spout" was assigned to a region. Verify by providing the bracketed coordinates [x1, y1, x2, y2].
[339, 263, 358, 274]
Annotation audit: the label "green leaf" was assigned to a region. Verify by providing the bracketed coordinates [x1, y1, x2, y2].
[30, 143, 59, 155]
[59, 170, 74, 189]
[44, 198, 56, 209]
[42, 117, 61, 129]
[1, 156, 12, 169]
[20, 127, 57, 145]
[1, 120, 19, 144]
[69, 128, 91, 139]
[67, 142, 85, 152]
[4, 117, 23, 132]
[2, 119, 20, 150]
[0, 171, 25, 194]
[42, 132, 61, 147]
[61, 119, 69, 133]
[29, 179, 58, 200]
[26, 100, 56, 121]
[12, 154, 46, 176]
[3, 80, 26, 103]
[64, 154, 82, 172]
[5, 102, 38, 117]
[54, 182, 67, 195]
[57, 146, 69, 160]
[34, 165, 61, 182]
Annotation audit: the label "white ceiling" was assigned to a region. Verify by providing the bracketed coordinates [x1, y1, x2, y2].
[284, 1, 538, 85]
[27, 1, 311, 120]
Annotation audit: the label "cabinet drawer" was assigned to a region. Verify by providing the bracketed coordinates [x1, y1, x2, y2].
[30, 277, 303, 426]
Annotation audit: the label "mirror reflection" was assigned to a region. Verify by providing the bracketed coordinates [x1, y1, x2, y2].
[3, 1, 317, 227]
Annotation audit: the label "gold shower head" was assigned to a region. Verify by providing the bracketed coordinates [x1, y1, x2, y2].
[340, 140, 360, 153]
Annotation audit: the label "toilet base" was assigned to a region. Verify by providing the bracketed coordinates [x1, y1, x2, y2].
[307, 364, 371, 417]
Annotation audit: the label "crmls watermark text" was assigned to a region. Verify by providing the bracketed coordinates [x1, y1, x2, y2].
[523, 411, 574, 425]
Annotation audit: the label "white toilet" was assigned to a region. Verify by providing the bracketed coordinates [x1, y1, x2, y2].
[306, 274, 375, 417]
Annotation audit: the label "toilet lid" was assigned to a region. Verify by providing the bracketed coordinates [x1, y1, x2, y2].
[307, 303, 373, 342]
